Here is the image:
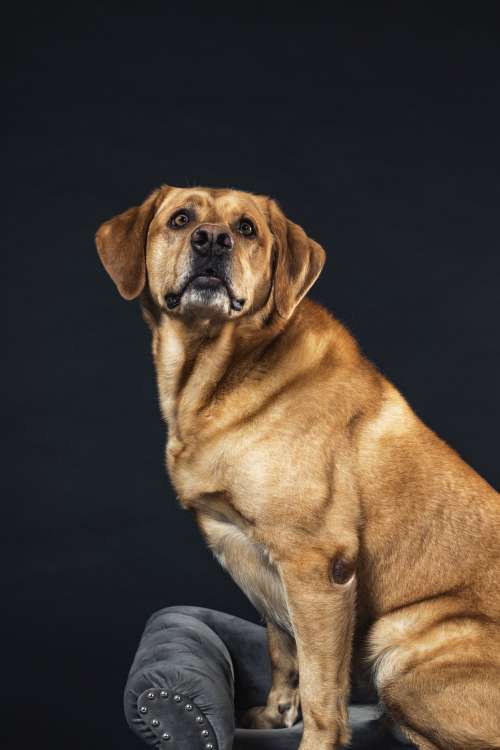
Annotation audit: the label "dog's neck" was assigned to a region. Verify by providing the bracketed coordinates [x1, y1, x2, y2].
[153, 308, 281, 431]
[150, 298, 342, 452]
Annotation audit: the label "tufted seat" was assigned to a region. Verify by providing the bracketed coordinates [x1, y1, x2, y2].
[124, 606, 410, 749]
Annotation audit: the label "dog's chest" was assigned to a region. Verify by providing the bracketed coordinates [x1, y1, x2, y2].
[167, 438, 293, 632]
[197, 511, 293, 634]
[168, 417, 319, 518]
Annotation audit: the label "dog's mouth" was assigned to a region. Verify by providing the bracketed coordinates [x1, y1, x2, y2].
[165, 271, 245, 312]
[190, 271, 226, 290]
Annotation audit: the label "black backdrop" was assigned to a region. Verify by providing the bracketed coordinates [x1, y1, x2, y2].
[4, 5, 499, 749]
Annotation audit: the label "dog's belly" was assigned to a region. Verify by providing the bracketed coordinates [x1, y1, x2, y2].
[197, 512, 293, 634]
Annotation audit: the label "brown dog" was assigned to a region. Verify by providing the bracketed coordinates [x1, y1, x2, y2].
[96, 185, 500, 750]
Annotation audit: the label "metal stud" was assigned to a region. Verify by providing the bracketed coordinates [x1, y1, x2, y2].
[151, 719, 160, 727]
[140, 706, 148, 714]
[147, 691, 156, 700]
[196, 716, 204, 723]
[201, 729, 209, 737]
[162, 732, 171, 741]
[173, 694, 182, 703]
[185, 703, 193, 712]
[160, 690, 169, 698]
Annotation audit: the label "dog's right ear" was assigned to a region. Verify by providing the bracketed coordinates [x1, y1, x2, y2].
[95, 187, 167, 300]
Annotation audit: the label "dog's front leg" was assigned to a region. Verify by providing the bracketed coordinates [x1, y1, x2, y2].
[240, 621, 299, 729]
[279, 549, 356, 750]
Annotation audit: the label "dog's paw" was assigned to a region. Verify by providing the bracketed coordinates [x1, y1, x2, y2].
[238, 700, 299, 729]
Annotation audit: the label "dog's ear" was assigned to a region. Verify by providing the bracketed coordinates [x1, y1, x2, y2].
[267, 199, 326, 319]
[95, 187, 167, 300]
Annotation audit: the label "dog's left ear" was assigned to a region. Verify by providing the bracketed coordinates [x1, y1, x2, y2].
[267, 199, 326, 320]
[95, 187, 167, 300]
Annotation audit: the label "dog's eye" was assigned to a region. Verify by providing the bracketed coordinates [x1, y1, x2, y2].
[237, 218, 255, 236]
[170, 210, 191, 228]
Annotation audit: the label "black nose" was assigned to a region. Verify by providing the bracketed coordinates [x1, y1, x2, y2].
[191, 224, 233, 256]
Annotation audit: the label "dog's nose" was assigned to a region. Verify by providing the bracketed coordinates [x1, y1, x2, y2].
[191, 224, 233, 256]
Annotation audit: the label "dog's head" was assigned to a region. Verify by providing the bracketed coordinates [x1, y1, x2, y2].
[96, 186, 325, 322]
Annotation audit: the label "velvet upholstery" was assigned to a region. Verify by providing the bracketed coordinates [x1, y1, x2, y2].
[124, 606, 410, 749]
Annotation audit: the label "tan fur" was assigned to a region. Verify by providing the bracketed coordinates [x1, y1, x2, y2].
[96, 185, 500, 750]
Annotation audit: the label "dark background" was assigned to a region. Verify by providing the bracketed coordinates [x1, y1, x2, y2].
[3, 4, 499, 749]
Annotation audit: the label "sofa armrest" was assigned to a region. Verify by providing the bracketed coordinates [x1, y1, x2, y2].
[124, 607, 235, 750]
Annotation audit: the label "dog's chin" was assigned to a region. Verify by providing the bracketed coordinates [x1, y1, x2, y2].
[164, 275, 247, 320]
[179, 280, 231, 319]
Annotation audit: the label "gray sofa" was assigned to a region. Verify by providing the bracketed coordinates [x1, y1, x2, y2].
[124, 606, 410, 749]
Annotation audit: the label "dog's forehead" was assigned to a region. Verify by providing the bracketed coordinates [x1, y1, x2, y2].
[157, 187, 265, 221]
[213, 190, 264, 218]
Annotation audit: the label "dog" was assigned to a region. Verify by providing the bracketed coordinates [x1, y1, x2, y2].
[96, 185, 500, 750]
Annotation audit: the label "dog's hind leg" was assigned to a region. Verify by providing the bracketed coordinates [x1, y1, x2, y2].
[380, 646, 500, 749]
